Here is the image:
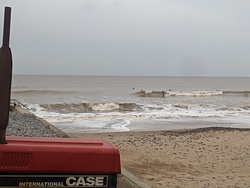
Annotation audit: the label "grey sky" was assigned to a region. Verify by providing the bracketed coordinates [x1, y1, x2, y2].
[0, 0, 250, 76]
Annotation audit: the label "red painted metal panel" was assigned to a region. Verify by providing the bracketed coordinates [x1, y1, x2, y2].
[0, 137, 121, 174]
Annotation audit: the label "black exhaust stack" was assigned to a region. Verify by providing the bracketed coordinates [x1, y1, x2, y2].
[0, 7, 12, 144]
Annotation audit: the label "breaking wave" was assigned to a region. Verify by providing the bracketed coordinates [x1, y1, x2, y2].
[137, 90, 223, 97]
[136, 90, 250, 97]
[40, 102, 143, 113]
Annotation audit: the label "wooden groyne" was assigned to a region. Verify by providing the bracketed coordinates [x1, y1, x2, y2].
[10, 99, 28, 110]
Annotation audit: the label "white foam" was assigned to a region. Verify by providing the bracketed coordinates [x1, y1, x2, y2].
[87, 103, 120, 111]
[144, 90, 152, 94]
[53, 119, 130, 133]
[165, 90, 223, 96]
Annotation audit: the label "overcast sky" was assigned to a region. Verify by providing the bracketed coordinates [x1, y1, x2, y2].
[0, 0, 250, 76]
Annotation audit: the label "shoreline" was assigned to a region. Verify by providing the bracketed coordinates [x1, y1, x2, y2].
[51, 118, 250, 134]
[127, 119, 250, 132]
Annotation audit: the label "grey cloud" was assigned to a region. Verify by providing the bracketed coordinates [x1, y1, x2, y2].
[0, 0, 249, 76]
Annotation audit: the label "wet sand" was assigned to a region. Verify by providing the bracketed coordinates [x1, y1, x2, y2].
[70, 127, 250, 188]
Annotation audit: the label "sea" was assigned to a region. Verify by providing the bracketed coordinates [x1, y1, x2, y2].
[11, 75, 250, 133]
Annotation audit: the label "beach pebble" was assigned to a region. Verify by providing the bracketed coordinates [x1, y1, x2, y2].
[6, 111, 58, 137]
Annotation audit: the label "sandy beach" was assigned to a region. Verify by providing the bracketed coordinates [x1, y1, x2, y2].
[70, 127, 250, 188]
